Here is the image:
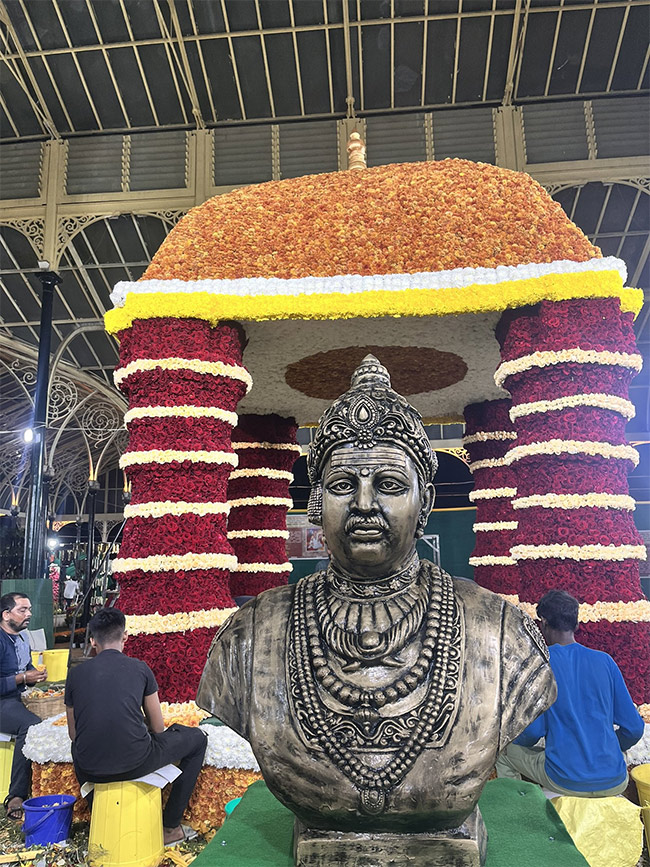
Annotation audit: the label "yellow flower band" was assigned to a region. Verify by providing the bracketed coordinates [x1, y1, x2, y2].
[504, 439, 639, 467]
[113, 552, 238, 574]
[229, 468, 294, 481]
[120, 449, 238, 469]
[233, 561, 293, 573]
[104, 265, 642, 334]
[495, 348, 643, 388]
[231, 441, 302, 453]
[512, 493, 635, 511]
[468, 456, 509, 472]
[500, 595, 650, 624]
[473, 521, 518, 531]
[227, 529, 290, 539]
[229, 496, 294, 508]
[511, 543, 647, 562]
[469, 487, 517, 501]
[124, 500, 231, 519]
[125, 607, 237, 636]
[469, 555, 517, 566]
[124, 405, 239, 426]
[160, 701, 211, 726]
[510, 393, 636, 421]
[114, 357, 253, 392]
[463, 431, 517, 445]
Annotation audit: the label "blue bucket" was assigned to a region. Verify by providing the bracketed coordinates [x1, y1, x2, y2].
[22, 794, 76, 846]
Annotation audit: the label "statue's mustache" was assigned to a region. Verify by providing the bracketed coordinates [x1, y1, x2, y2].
[345, 514, 389, 533]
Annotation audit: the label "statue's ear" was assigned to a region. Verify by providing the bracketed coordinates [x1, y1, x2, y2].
[422, 482, 435, 515]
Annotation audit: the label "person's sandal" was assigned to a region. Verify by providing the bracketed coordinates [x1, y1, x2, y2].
[164, 825, 198, 847]
[3, 795, 24, 821]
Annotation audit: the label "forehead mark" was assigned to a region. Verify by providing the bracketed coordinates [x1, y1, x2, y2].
[329, 447, 409, 470]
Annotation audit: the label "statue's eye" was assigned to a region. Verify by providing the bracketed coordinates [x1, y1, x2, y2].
[327, 478, 356, 494]
[377, 477, 407, 494]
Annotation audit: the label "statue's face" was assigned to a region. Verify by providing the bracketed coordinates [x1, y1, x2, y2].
[321, 443, 433, 579]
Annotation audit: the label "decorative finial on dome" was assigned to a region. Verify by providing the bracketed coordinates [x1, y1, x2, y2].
[347, 132, 367, 171]
[350, 354, 391, 388]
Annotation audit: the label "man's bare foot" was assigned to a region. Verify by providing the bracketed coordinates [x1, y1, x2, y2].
[163, 826, 184, 846]
[3, 796, 24, 821]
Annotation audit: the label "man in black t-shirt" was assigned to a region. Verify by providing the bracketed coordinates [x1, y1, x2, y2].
[65, 608, 207, 847]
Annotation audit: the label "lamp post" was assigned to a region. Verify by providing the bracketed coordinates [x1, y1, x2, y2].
[82, 478, 100, 628]
[22, 270, 61, 581]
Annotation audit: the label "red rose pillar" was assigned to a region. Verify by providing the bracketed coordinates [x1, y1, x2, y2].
[463, 399, 519, 596]
[113, 318, 251, 702]
[497, 298, 648, 702]
[227, 414, 299, 597]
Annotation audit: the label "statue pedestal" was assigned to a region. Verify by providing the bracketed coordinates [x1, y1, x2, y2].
[293, 807, 487, 867]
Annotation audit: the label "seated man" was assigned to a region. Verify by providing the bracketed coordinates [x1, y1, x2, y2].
[65, 608, 207, 846]
[496, 589, 644, 796]
[0, 592, 48, 820]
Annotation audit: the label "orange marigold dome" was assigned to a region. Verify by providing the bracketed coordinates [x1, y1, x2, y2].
[143, 159, 599, 282]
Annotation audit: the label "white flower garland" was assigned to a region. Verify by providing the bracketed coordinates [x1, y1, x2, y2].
[463, 431, 516, 445]
[120, 449, 238, 469]
[229, 496, 294, 508]
[114, 357, 253, 392]
[473, 521, 518, 531]
[124, 405, 239, 426]
[125, 607, 237, 636]
[109, 257, 628, 307]
[232, 441, 302, 453]
[494, 348, 643, 388]
[229, 468, 294, 481]
[468, 456, 509, 472]
[510, 393, 636, 421]
[469, 487, 517, 501]
[503, 439, 639, 467]
[124, 501, 231, 519]
[512, 493, 635, 511]
[511, 543, 647, 562]
[227, 529, 289, 539]
[233, 561, 293, 573]
[113, 552, 238, 574]
[469, 555, 517, 566]
[500, 594, 650, 624]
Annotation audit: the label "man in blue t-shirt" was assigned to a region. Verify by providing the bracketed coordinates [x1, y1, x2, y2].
[496, 589, 644, 796]
[65, 608, 207, 846]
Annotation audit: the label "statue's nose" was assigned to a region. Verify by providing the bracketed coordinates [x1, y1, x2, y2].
[354, 478, 377, 512]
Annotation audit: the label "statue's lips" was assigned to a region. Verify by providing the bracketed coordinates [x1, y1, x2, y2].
[347, 524, 386, 539]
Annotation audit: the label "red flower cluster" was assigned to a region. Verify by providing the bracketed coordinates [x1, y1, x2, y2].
[121, 370, 247, 413]
[230, 572, 289, 598]
[517, 409, 627, 448]
[577, 621, 650, 705]
[473, 565, 520, 595]
[506, 365, 636, 407]
[119, 514, 233, 559]
[514, 507, 642, 548]
[118, 319, 244, 367]
[127, 417, 234, 452]
[126, 464, 233, 504]
[463, 399, 514, 437]
[118, 569, 235, 616]
[517, 561, 644, 604]
[512, 458, 630, 498]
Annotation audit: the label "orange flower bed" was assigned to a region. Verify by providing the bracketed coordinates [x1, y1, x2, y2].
[143, 160, 598, 282]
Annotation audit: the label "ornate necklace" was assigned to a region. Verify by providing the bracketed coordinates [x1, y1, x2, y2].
[317, 556, 425, 663]
[289, 562, 458, 816]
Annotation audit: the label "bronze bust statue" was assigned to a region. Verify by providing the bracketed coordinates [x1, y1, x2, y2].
[198, 356, 556, 865]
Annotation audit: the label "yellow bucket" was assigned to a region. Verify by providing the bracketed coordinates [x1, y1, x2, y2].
[88, 780, 163, 867]
[41, 649, 69, 683]
[630, 763, 650, 853]
[0, 740, 15, 803]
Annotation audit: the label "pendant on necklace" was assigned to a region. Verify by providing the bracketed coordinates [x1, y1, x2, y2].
[360, 788, 386, 815]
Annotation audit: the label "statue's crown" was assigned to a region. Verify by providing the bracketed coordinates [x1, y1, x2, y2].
[307, 354, 437, 487]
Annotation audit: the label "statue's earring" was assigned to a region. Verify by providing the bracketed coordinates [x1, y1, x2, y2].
[307, 483, 323, 525]
[415, 512, 427, 538]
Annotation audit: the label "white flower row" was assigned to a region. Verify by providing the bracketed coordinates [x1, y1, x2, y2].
[494, 348, 642, 388]
[463, 431, 516, 445]
[120, 449, 238, 469]
[500, 595, 650, 624]
[503, 439, 639, 467]
[229, 468, 294, 481]
[512, 493, 635, 511]
[227, 529, 289, 539]
[511, 543, 647, 562]
[468, 456, 509, 472]
[124, 405, 239, 426]
[125, 607, 238, 636]
[23, 714, 260, 771]
[124, 501, 231, 519]
[113, 552, 238, 574]
[510, 393, 636, 421]
[473, 521, 518, 531]
[233, 561, 293, 573]
[469, 487, 517, 501]
[114, 357, 252, 392]
[109, 257, 627, 307]
[232, 441, 302, 453]
[229, 496, 294, 508]
[469, 555, 517, 566]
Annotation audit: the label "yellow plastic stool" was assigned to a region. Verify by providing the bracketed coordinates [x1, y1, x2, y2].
[631, 763, 650, 854]
[41, 649, 69, 682]
[0, 738, 15, 804]
[88, 780, 164, 867]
